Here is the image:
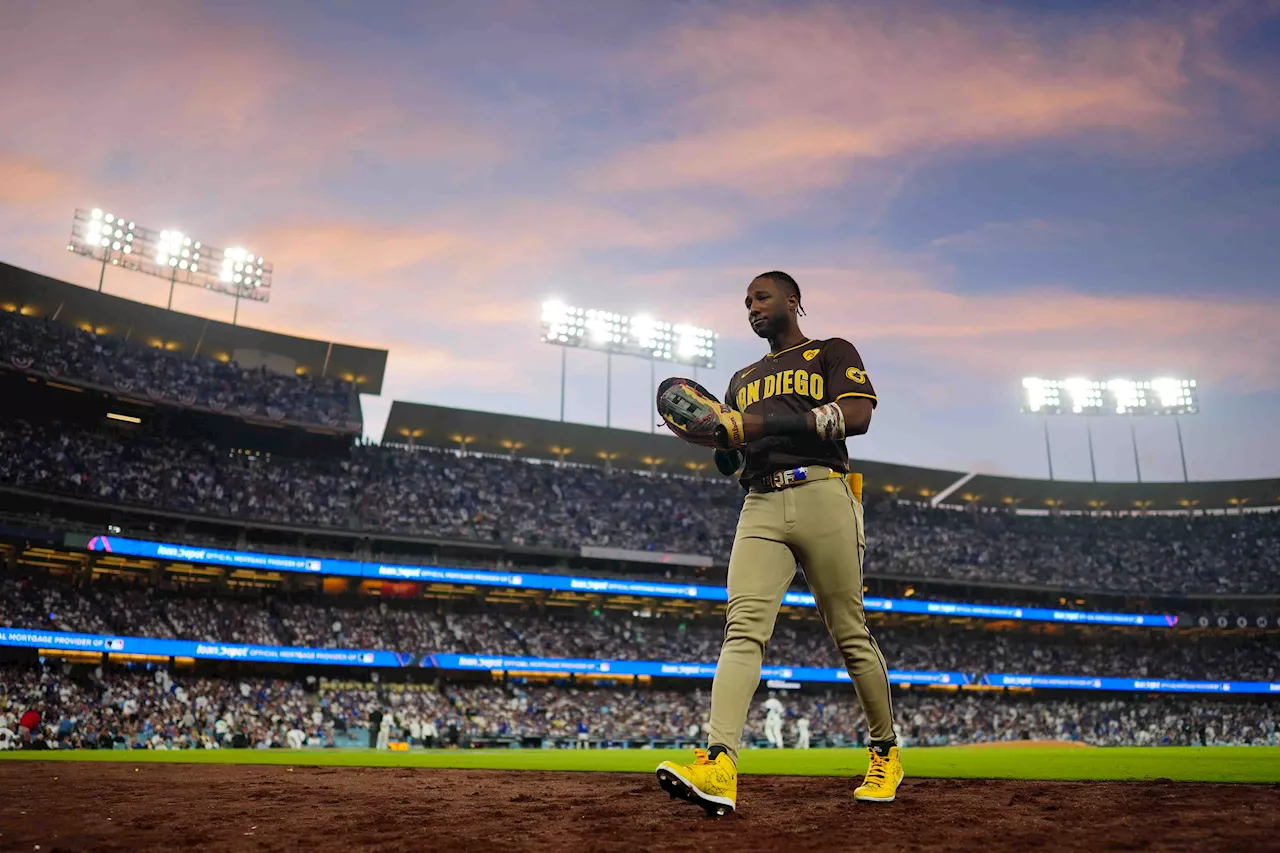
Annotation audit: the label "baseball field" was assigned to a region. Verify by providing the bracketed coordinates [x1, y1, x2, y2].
[3, 745, 1278, 851]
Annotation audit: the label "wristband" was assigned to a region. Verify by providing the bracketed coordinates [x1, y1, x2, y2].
[763, 404, 846, 440]
[762, 410, 809, 437]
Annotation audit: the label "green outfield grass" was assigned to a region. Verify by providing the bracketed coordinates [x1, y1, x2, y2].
[4, 745, 1279, 783]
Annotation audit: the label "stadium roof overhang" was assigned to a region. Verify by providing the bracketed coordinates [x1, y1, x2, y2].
[0, 261, 388, 394]
[953, 473, 1280, 514]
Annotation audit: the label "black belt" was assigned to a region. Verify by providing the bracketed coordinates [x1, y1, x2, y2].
[746, 465, 844, 494]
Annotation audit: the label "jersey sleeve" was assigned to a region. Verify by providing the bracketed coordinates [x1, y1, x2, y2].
[821, 338, 877, 407]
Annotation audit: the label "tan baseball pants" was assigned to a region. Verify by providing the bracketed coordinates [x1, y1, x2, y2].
[708, 472, 895, 762]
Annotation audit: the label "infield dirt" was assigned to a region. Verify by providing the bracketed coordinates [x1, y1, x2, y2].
[2, 762, 1277, 852]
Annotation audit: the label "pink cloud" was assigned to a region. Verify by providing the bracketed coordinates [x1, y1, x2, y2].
[1187, 2, 1280, 128]
[256, 224, 478, 280]
[928, 219, 1101, 251]
[249, 199, 741, 288]
[0, 1, 505, 213]
[585, 3, 1270, 196]
[0, 156, 78, 205]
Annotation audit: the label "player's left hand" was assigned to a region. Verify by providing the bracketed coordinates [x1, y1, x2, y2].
[657, 378, 746, 449]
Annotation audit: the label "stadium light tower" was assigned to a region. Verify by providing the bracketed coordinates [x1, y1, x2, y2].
[1021, 377, 1199, 482]
[67, 208, 273, 325]
[540, 301, 717, 430]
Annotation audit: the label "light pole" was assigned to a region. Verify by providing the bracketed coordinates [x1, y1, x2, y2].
[1042, 416, 1054, 481]
[1129, 414, 1142, 483]
[97, 249, 111, 292]
[1175, 415, 1189, 482]
[1085, 415, 1097, 482]
[649, 359, 655, 433]
[559, 347, 567, 422]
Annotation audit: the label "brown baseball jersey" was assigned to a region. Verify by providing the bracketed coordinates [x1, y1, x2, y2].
[724, 337, 877, 483]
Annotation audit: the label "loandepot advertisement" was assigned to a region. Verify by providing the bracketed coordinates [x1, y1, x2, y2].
[5, 626, 1275, 694]
[86, 535, 1178, 627]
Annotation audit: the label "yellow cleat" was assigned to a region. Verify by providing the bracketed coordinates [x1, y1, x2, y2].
[854, 745, 905, 803]
[656, 749, 737, 816]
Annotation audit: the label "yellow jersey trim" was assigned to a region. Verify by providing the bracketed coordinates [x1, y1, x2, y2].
[836, 392, 878, 402]
[766, 338, 815, 360]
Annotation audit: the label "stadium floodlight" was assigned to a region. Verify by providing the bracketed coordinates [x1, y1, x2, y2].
[1021, 377, 1198, 417]
[540, 302, 716, 370]
[540, 301, 717, 429]
[630, 314, 659, 354]
[67, 208, 273, 324]
[1020, 376, 1199, 484]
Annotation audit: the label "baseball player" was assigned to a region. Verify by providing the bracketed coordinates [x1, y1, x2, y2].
[376, 714, 392, 750]
[656, 270, 903, 815]
[763, 693, 785, 748]
[795, 716, 811, 750]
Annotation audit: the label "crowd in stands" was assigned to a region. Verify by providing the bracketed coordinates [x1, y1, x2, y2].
[863, 502, 1280, 598]
[2, 663, 1275, 752]
[3, 576, 1276, 682]
[0, 664, 316, 751]
[0, 418, 737, 554]
[4, 417, 1280, 594]
[0, 310, 357, 428]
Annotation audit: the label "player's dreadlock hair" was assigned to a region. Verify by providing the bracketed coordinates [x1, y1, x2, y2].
[756, 270, 805, 316]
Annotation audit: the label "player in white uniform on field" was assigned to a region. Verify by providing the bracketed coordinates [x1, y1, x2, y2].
[795, 716, 811, 749]
[763, 695, 785, 748]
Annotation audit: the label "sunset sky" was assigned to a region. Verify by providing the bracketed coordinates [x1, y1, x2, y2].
[2, 0, 1278, 482]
